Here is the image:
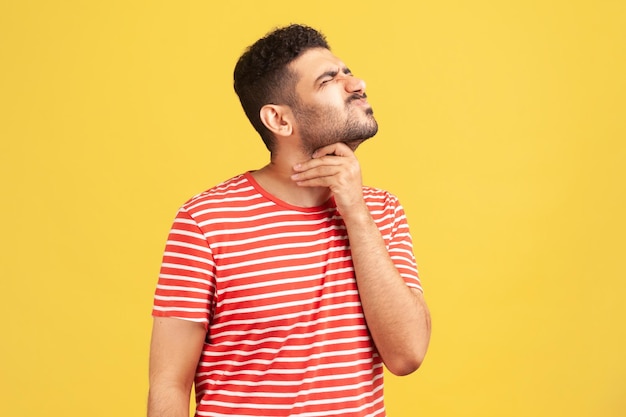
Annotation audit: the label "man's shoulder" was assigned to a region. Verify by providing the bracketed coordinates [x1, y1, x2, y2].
[180, 172, 255, 211]
[362, 185, 400, 206]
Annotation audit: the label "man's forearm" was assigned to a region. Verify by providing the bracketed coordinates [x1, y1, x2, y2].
[343, 204, 431, 376]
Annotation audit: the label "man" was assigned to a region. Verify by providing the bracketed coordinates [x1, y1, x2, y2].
[148, 24, 431, 417]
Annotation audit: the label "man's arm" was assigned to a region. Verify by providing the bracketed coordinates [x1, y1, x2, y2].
[148, 317, 206, 417]
[338, 206, 431, 375]
[291, 142, 431, 375]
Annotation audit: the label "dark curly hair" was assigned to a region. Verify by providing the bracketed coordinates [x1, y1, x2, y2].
[233, 24, 330, 152]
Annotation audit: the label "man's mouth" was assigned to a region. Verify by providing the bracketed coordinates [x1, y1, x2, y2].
[347, 93, 370, 107]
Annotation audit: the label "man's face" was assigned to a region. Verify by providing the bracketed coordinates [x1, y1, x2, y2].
[288, 48, 378, 155]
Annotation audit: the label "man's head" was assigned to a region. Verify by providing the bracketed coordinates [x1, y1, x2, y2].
[233, 24, 329, 152]
[287, 47, 378, 155]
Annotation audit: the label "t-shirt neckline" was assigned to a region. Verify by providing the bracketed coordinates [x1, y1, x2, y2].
[244, 171, 336, 213]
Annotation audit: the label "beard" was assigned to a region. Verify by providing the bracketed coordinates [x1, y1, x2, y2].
[293, 94, 379, 155]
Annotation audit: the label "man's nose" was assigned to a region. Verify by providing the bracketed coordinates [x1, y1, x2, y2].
[345, 75, 366, 94]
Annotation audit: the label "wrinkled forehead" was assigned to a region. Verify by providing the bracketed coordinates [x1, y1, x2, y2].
[288, 47, 346, 85]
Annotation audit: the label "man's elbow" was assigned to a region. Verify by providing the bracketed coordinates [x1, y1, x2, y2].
[385, 350, 427, 376]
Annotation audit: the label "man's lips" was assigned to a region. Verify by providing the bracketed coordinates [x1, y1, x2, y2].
[348, 94, 371, 107]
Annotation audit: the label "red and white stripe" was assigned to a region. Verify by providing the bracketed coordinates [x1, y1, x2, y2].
[153, 172, 421, 417]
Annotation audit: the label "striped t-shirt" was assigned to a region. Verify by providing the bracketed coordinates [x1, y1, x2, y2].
[153, 172, 422, 417]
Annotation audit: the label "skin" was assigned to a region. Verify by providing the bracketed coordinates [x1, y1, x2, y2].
[148, 47, 431, 417]
[148, 317, 205, 417]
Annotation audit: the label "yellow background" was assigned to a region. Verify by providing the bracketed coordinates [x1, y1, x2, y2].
[1, 1, 624, 416]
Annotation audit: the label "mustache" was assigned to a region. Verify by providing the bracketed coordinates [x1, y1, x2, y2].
[346, 93, 368, 103]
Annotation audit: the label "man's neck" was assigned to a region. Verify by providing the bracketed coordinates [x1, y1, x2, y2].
[251, 160, 332, 208]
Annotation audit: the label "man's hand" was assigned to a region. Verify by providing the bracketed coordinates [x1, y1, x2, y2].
[291, 142, 365, 213]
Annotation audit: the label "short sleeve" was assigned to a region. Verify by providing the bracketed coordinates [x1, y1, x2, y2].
[388, 200, 423, 293]
[152, 207, 216, 329]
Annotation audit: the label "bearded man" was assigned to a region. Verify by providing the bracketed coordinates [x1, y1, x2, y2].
[148, 24, 431, 417]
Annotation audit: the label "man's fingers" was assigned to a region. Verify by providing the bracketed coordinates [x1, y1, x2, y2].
[292, 176, 334, 188]
[294, 144, 355, 173]
[291, 165, 340, 182]
[293, 157, 340, 174]
[291, 142, 361, 198]
[312, 142, 353, 158]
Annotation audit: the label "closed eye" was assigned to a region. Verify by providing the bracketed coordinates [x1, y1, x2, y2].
[316, 67, 353, 87]
[317, 70, 339, 86]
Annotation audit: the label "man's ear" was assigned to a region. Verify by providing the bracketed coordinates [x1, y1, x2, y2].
[260, 104, 294, 137]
